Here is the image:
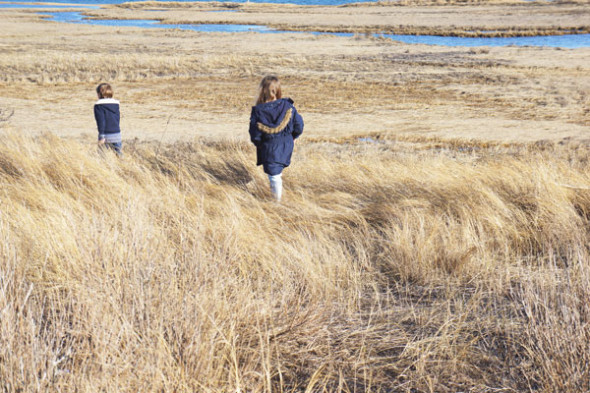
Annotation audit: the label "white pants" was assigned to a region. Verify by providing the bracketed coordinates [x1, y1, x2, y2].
[268, 174, 283, 202]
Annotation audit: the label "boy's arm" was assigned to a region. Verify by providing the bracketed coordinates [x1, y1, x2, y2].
[94, 105, 106, 141]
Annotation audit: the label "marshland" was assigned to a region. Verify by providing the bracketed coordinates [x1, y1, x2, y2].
[1, 0, 590, 392]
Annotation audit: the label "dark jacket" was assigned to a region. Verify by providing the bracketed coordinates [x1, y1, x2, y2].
[94, 98, 121, 143]
[249, 98, 303, 168]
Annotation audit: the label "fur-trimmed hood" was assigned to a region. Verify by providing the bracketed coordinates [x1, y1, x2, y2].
[252, 98, 294, 134]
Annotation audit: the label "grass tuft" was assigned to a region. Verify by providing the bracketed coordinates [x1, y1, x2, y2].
[0, 132, 589, 391]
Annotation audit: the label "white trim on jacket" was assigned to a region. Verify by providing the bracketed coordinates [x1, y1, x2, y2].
[95, 98, 120, 105]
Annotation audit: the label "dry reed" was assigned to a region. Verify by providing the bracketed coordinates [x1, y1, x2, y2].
[0, 131, 589, 392]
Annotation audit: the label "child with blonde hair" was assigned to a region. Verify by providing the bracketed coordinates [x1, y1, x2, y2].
[249, 75, 304, 202]
[94, 83, 122, 155]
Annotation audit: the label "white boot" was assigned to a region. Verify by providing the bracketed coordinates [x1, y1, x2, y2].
[268, 174, 283, 202]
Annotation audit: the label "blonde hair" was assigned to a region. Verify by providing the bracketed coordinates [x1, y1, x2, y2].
[96, 83, 113, 99]
[256, 75, 282, 105]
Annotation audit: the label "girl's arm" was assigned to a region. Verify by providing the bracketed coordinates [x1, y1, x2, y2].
[249, 108, 262, 147]
[292, 107, 304, 140]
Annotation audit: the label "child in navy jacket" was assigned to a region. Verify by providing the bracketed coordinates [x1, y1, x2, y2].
[94, 83, 122, 156]
[249, 75, 304, 202]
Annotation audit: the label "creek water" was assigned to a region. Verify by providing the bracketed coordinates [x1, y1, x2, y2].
[40, 10, 277, 32]
[3, 1, 589, 47]
[4, 0, 376, 5]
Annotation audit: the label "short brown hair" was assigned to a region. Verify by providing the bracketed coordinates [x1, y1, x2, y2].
[96, 83, 113, 99]
[256, 75, 282, 105]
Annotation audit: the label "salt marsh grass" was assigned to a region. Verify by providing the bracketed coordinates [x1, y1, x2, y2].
[1, 131, 589, 392]
[1, 5, 589, 390]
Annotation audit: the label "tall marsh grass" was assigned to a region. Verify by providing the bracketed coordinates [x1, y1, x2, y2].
[0, 132, 589, 392]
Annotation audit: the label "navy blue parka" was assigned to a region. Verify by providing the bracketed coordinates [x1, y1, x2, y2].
[94, 98, 122, 143]
[249, 98, 304, 175]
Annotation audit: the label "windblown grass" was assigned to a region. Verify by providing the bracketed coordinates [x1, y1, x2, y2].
[1, 131, 589, 392]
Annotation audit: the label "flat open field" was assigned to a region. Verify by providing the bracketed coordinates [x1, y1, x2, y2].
[1, 2, 590, 392]
[1, 1, 589, 143]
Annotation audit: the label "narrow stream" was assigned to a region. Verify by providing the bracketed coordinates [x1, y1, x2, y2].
[40, 11, 276, 33]
[25, 9, 590, 48]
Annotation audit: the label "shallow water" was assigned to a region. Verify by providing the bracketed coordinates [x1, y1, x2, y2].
[0, 3, 99, 8]
[39, 11, 590, 47]
[380, 33, 590, 48]
[40, 11, 275, 32]
[4, 0, 372, 5]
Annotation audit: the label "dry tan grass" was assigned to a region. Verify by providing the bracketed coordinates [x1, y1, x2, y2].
[97, 0, 590, 37]
[2, 56, 587, 129]
[0, 130, 589, 392]
[0, 8, 589, 389]
[301, 25, 590, 37]
[1, 10, 589, 142]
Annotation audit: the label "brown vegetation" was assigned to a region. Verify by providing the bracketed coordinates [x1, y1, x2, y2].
[0, 132, 589, 391]
[0, 4, 589, 390]
[103, 0, 590, 37]
[0, 19, 588, 140]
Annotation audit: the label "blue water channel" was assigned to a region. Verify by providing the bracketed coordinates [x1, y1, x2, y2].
[35, 11, 590, 48]
[0, 3, 99, 8]
[379, 33, 590, 48]
[5, 0, 374, 5]
[2, 0, 588, 48]
[40, 10, 278, 32]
